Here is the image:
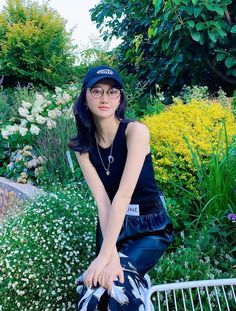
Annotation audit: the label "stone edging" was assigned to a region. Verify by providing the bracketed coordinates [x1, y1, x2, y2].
[0, 177, 46, 201]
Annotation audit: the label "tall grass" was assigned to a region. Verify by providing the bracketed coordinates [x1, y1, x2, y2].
[183, 122, 236, 225]
[34, 115, 81, 190]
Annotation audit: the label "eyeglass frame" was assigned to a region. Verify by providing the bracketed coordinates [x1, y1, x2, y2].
[87, 86, 123, 99]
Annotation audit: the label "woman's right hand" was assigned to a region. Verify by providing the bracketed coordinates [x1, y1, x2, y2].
[98, 251, 124, 294]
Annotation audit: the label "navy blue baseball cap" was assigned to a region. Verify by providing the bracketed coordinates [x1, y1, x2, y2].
[82, 65, 123, 89]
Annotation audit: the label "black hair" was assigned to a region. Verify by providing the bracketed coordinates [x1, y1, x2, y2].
[68, 86, 128, 153]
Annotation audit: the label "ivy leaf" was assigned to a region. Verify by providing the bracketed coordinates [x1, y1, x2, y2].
[225, 57, 235, 69]
[231, 25, 236, 33]
[190, 31, 201, 42]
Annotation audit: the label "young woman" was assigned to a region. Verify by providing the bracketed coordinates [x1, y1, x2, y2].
[68, 65, 173, 310]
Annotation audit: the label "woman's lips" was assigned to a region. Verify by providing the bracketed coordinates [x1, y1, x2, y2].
[98, 106, 110, 110]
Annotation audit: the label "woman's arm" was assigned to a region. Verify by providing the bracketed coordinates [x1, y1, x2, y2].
[75, 151, 112, 242]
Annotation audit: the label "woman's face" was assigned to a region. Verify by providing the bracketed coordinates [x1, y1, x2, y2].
[85, 79, 121, 120]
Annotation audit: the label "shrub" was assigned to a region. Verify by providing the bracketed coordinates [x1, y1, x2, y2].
[0, 182, 97, 310]
[0, 0, 76, 87]
[142, 99, 236, 210]
[151, 233, 235, 285]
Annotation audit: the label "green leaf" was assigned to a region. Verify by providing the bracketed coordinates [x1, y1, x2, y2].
[196, 23, 205, 31]
[216, 53, 226, 61]
[148, 27, 154, 38]
[153, 0, 162, 14]
[193, 7, 202, 18]
[187, 20, 195, 28]
[215, 6, 225, 16]
[231, 25, 236, 33]
[225, 57, 235, 69]
[175, 24, 182, 31]
[192, 0, 198, 4]
[190, 31, 201, 42]
[216, 28, 227, 38]
[205, 4, 215, 11]
[232, 69, 236, 77]
[208, 31, 217, 42]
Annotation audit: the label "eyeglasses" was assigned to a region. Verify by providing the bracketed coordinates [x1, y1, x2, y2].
[88, 87, 122, 99]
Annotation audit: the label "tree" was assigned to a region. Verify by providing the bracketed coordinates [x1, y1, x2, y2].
[90, 0, 236, 96]
[0, 0, 77, 87]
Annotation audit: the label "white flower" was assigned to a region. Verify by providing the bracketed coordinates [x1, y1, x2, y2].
[1, 124, 19, 139]
[46, 118, 56, 129]
[24, 114, 34, 122]
[18, 126, 28, 136]
[35, 115, 46, 124]
[30, 124, 40, 135]
[20, 119, 28, 126]
[32, 104, 44, 115]
[1, 129, 10, 139]
[56, 96, 64, 105]
[63, 91, 71, 101]
[55, 86, 63, 94]
[18, 107, 29, 117]
[38, 156, 45, 164]
[27, 159, 39, 168]
[48, 109, 62, 119]
[35, 93, 45, 105]
[22, 100, 32, 109]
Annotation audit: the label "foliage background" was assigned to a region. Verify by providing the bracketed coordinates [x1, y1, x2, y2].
[90, 0, 236, 98]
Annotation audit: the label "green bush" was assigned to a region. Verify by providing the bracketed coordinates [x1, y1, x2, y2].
[151, 232, 235, 285]
[0, 182, 97, 310]
[0, 0, 76, 87]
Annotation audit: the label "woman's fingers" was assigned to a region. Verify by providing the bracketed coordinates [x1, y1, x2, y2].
[118, 269, 125, 284]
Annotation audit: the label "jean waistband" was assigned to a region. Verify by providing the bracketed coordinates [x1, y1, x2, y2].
[126, 196, 165, 216]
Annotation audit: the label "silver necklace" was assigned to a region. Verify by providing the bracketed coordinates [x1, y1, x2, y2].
[96, 140, 114, 175]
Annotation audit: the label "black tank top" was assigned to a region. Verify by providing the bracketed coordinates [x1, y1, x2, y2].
[89, 118, 161, 204]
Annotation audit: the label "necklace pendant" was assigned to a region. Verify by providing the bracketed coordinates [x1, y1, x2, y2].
[108, 155, 114, 163]
[106, 170, 110, 175]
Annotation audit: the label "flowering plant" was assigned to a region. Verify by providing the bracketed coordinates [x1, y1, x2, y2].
[4, 145, 46, 184]
[1, 85, 77, 141]
[0, 182, 96, 310]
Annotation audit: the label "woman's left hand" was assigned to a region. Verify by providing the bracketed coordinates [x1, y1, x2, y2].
[83, 254, 109, 288]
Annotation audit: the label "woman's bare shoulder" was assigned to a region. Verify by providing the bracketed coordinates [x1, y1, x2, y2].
[125, 120, 150, 137]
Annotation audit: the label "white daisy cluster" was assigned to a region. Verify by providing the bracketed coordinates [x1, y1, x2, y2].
[0, 182, 97, 310]
[1, 84, 78, 140]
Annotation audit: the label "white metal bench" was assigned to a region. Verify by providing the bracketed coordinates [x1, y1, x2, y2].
[145, 278, 236, 311]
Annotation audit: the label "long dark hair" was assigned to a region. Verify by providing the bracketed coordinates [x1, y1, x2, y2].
[68, 86, 128, 153]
